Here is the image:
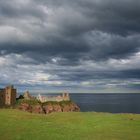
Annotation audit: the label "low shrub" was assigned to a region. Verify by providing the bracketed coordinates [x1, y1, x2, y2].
[16, 99, 40, 105]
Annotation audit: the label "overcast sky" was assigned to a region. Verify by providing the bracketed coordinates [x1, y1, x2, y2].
[0, 0, 140, 93]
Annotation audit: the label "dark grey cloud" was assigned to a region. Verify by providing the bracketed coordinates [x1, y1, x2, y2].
[0, 0, 140, 61]
[0, 0, 140, 92]
[42, 68, 140, 82]
[35, 0, 140, 35]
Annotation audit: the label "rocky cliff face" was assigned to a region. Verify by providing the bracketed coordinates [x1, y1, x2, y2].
[17, 101, 80, 114]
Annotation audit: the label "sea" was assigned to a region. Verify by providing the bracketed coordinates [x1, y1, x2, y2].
[18, 93, 140, 114]
[70, 93, 140, 113]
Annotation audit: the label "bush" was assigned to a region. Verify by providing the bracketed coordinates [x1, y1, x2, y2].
[16, 99, 40, 105]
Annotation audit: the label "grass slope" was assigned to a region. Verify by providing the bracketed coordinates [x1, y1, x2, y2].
[0, 109, 140, 140]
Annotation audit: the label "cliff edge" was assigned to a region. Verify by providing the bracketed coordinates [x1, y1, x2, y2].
[16, 99, 80, 114]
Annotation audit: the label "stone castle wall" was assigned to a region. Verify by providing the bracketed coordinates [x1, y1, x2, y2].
[0, 89, 5, 106]
[0, 85, 16, 106]
[37, 93, 70, 103]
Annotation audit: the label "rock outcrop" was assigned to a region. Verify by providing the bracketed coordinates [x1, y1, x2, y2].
[17, 103, 31, 112]
[31, 104, 44, 114]
[17, 101, 80, 114]
[43, 104, 54, 114]
[62, 103, 80, 112]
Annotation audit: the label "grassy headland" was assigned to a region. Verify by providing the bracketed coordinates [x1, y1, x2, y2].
[0, 109, 140, 140]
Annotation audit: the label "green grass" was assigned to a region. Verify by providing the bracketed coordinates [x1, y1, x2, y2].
[16, 99, 40, 105]
[0, 109, 140, 140]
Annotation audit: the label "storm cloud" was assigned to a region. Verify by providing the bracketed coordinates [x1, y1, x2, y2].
[0, 0, 140, 92]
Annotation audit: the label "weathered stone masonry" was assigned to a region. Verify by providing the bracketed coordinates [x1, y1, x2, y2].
[0, 85, 16, 106]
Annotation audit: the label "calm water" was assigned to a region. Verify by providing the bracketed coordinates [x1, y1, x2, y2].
[70, 93, 140, 113]
[19, 93, 140, 113]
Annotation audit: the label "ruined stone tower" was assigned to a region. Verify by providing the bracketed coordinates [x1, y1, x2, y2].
[0, 85, 16, 106]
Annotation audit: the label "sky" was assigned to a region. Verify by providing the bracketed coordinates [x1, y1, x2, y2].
[0, 0, 140, 93]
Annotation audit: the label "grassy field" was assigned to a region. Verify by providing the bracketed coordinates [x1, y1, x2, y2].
[0, 109, 140, 140]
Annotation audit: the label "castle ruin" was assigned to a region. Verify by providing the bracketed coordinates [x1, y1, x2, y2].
[37, 92, 70, 103]
[0, 85, 16, 106]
